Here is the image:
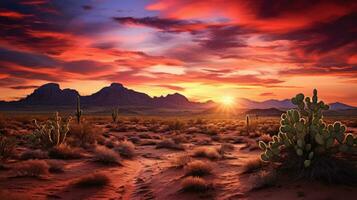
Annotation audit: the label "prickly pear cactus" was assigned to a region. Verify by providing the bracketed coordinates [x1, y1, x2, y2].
[33, 112, 72, 148]
[259, 89, 357, 168]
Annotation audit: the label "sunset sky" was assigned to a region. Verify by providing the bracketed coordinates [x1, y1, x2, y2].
[0, 0, 356, 105]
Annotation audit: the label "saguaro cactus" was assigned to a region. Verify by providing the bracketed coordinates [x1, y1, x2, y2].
[246, 115, 250, 134]
[112, 107, 119, 123]
[258, 89, 357, 168]
[75, 95, 82, 124]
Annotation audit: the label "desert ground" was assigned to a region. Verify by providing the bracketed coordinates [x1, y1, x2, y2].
[0, 114, 356, 200]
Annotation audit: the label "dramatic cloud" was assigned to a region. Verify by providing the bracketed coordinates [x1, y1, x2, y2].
[0, 0, 356, 104]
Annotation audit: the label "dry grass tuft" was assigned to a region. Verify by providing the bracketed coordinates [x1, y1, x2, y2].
[69, 123, 101, 148]
[217, 143, 235, 155]
[242, 158, 263, 174]
[249, 170, 277, 190]
[48, 144, 82, 160]
[74, 173, 110, 188]
[93, 146, 121, 165]
[13, 160, 49, 177]
[20, 149, 48, 160]
[185, 160, 212, 177]
[181, 177, 211, 192]
[193, 147, 221, 160]
[114, 141, 135, 158]
[172, 154, 192, 168]
[156, 139, 185, 150]
[47, 160, 65, 173]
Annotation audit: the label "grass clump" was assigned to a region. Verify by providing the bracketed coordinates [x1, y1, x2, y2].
[181, 177, 211, 192]
[48, 144, 82, 160]
[172, 154, 192, 168]
[241, 158, 263, 174]
[13, 160, 49, 177]
[0, 136, 16, 162]
[74, 173, 110, 188]
[68, 123, 101, 148]
[20, 149, 48, 160]
[193, 147, 221, 160]
[156, 139, 184, 150]
[114, 141, 135, 158]
[185, 160, 212, 177]
[93, 146, 121, 165]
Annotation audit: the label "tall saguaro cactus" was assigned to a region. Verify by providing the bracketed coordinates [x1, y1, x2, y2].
[246, 115, 250, 134]
[75, 95, 82, 124]
[112, 107, 119, 123]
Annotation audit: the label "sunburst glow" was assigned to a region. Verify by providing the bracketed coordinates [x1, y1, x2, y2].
[221, 96, 235, 106]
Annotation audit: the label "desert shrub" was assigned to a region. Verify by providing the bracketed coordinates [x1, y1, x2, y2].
[181, 177, 210, 192]
[128, 136, 141, 144]
[156, 139, 184, 150]
[48, 144, 82, 159]
[0, 136, 16, 161]
[249, 170, 277, 190]
[114, 141, 135, 158]
[258, 90, 357, 184]
[74, 173, 110, 188]
[20, 149, 48, 160]
[69, 122, 100, 148]
[185, 160, 212, 177]
[47, 160, 65, 173]
[172, 134, 187, 143]
[33, 112, 71, 148]
[93, 146, 121, 165]
[217, 143, 235, 155]
[167, 120, 185, 131]
[172, 154, 191, 168]
[13, 160, 49, 177]
[193, 147, 221, 160]
[242, 158, 263, 174]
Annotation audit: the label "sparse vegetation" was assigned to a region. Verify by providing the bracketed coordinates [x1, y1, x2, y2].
[249, 170, 277, 190]
[185, 160, 212, 176]
[48, 144, 82, 159]
[181, 177, 211, 192]
[114, 140, 135, 158]
[172, 154, 191, 168]
[242, 158, 263, 174]
[20, 149, 48, 160]
[193, 147, 221, 160]
[13, 160, 49, 177]
[156, 138, 185, 150]
[74, 173, 110, 188]
[93, 146, 121, 165]
[0, 136, 16, 162]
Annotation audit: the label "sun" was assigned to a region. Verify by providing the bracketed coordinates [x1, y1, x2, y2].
[221, 96, 235, 106]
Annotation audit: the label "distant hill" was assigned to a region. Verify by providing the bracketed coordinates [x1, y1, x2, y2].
[245, 108, 284, 116]
[0, 82, 214, 110]
[239, 98, 356, 111]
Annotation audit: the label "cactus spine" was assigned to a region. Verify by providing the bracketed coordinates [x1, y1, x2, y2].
[75, 95, 82, 124]
[258, 89, 357, 168]
[112, 107, 119, 123]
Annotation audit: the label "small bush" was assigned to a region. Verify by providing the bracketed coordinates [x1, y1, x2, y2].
[114, 141, 135, 158]
[156, 139, 184, 150]
[193, 147, 221, 160]
[242, 158, 263, 174]
[249, 170, 277, 190]
[13, 160, 49, 177]
[47, 160, 65, 173]
[93, 146, 121, 165]
[217, 143, 235, 155]
[185, 160, 212, 177]
[172, 154, 191, 168]
[74, 173, 110, 188]
[181, 177, 210, 192]
[69, 123, 101, 148]
[20, 149, 48, 160]
[0, 136, 16, 161]
[48, 144, 82, 159]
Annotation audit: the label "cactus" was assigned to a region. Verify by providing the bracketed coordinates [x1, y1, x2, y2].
[259, 89, 357, 168]
[246, 115, 250, 134]
[75, 95, 82, 124]
[112, 107, 119, 123]
[33, 112, 72, 148]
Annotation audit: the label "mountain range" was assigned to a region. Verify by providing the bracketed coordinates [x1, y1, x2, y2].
[0, 83, 355, 112]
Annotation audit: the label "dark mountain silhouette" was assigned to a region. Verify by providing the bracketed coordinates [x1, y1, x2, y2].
[18, 83, 79, 105]
[1, 82, 212, 109]
[245, 108, 284, 116]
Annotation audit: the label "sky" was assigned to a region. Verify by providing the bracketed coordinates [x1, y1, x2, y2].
[0, 0, 356, 105]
